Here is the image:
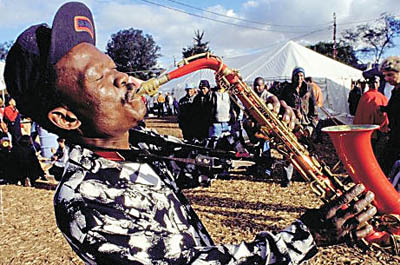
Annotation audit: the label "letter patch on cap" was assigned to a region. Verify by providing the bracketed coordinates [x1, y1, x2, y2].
[74, 16, 94, 39]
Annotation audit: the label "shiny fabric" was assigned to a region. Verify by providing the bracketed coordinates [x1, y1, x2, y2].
[54, 129, 317, 265]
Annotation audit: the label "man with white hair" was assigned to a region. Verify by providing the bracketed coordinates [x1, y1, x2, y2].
[379, 56, 400, 174]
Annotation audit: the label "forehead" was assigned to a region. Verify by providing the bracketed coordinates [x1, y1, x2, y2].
[383, 70, 399, 76]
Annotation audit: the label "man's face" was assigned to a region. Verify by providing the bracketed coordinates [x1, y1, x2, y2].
[188, 88, 196, 97]
[254, 79, 265, 94]
[200, 86, 209, 95]
[295, 72, 305, 86]
[55, 43, 146, 138]
[383, 71, 400, 86]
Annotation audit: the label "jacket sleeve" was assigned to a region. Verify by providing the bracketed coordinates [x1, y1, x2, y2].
[176, 220, 317, 265]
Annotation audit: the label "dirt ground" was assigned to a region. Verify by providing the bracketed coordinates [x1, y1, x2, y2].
[1, 116, 400, 264]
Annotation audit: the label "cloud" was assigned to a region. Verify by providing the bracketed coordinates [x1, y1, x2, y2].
[1, 0, 399, 68]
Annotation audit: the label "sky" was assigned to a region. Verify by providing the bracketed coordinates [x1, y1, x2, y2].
[1, 0, 400, 69]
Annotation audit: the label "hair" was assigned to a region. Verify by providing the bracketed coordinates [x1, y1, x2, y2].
[253, 76, 265, 87]
[305, 77, 312, 83]
[380, 56, 400, 73]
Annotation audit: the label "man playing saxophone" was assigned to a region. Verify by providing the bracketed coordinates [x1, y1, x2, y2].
[4, 2, 377, 264]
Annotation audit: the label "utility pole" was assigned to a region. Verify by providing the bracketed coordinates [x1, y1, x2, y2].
[333, 12, 337, 60]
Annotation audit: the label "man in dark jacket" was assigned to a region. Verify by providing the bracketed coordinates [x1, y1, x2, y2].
[178, 83, 197, 140]
[192, 79, 212, 140]
[379, 56, 400, 175]
[280, 67, 318, 136]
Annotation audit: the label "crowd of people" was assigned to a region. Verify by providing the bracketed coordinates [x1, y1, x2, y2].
[2, 1, 400, 264]
[0, 96, 69, 185]
[349, 60, 400, 191]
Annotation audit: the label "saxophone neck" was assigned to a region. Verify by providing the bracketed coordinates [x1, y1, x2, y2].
[136, 74, 170, 97]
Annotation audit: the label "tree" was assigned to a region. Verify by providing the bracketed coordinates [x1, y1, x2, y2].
[106, 28, 161, 80]
[0, 41, 13, 61]
[182, 30, 211, 59]
[342, 13, 400, 64]
[307, 41, 360, 68]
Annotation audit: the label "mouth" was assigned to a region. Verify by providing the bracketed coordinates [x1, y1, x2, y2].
[124, 83, 139, 103]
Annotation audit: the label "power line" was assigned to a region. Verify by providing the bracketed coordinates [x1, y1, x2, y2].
[164, 0, 331, 28]
[137, 0, 315, 33]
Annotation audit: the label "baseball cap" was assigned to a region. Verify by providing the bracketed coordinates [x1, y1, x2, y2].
[199, 80, 210, 89]
[4, 2, 96, 118]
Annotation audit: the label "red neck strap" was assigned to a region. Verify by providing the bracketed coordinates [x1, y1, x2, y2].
[94, 151, 125, 161]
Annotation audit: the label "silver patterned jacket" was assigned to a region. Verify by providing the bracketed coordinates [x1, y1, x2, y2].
[54, 129, 317, 265]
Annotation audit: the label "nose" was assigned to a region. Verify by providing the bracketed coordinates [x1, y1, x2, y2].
[114, 71, 129, 88]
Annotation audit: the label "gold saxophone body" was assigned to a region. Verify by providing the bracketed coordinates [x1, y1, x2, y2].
[137, 52, 400, 252]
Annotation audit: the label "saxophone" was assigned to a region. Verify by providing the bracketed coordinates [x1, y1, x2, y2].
[136, 52, 400, 252]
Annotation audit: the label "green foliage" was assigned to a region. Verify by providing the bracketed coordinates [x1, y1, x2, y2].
[182, 30, 211, 58]
[307, 41, 359, 68]
[106, 28, 161, 80]
[0, 41, 13, 61]
[342, 13, 400, 63]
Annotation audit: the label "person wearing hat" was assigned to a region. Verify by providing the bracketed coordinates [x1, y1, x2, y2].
[379, 56, 400, 175]
[178, 83, 197, 140]
[4, 2, 377, 264]
[353, 75, 388, 157]
[279, 67, 318, 137]
[192, 79, 212, 140]
[348, 80, 364, 116]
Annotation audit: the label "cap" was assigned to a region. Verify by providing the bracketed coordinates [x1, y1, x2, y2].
[49, 2, 96, 65]
[185, 83, 196, 90]
[4, 2, 96, 118]
[292, 67, 305, 77]
[199, 80, 210, 89]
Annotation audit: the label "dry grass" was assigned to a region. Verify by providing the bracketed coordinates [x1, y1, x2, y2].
[0, 116, 399, 264]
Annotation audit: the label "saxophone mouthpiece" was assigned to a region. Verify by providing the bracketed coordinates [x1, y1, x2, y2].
[136, 75, 170, 97]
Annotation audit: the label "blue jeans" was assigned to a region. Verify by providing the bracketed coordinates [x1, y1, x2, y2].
[209, 122, 231, 138]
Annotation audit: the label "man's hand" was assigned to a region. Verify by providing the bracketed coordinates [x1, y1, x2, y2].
[265, 95, 297, 129]
[300, 184, 377, 246]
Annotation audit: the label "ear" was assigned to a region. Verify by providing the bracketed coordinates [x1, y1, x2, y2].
[48, 107, 81, 130]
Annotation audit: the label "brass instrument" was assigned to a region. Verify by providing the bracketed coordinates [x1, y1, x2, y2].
[137, 53, 345, 202]
[136, 53, 400, 252]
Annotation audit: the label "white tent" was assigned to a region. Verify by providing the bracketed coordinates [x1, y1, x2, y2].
[158, 41, 363, 117]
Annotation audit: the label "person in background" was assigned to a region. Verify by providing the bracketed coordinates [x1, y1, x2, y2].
[9, 135, 44, 186]
[0, 98, 5, 121]
[178, 83, 197, 140]
[192, 79, 212, 140]
[3, 98, 22, 145]
[305, 77, 323, 109]
[348, 80, 364, 116]
[252, 76, 294, 186]
[173, 96, 179, 115]
[156, 92, 165, 117]
[379, 56, 400, 175]
[207, 84, 237, 138]
[165, 92, 173, 115]
[4, 2, 377, 264]
[49, 137, 69, 181]
[353, 75, 388, 157]
[280, 67, 318, 137]
[254, 76, 273, 101]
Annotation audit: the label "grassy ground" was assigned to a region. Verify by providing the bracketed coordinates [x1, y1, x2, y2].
[0, 116, 399, 264]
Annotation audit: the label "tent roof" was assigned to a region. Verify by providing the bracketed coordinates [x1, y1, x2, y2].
[233, 41, 362, 81]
